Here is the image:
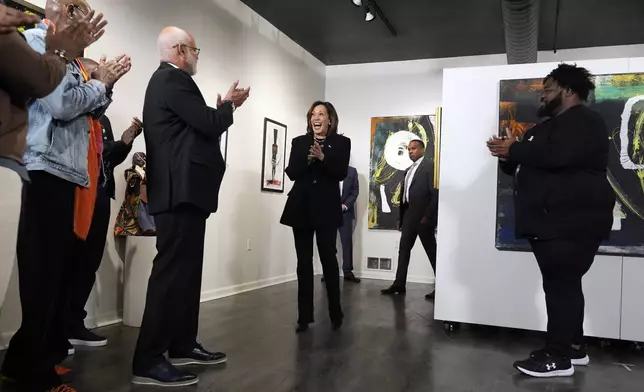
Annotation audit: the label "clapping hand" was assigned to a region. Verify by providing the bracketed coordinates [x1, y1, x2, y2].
[486, 127, 517, 159]
[0, 4, 40, 34]
[308, 141, 324, 162]
[121, 117, 143, 145]
[45, 10, 107, 60]
[217, 80, 251, 108]
[94, 54, 131, 89]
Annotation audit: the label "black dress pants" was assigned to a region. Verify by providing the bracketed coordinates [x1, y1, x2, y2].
[338, 213, 354, 274]
[133, 204, 209, 372]
[293, 227, 343, 324]
[66, 186, 111, 332]
[529, 238, 601, 359]
[393, 219, 437, 288]
[1, 171, 76, 390]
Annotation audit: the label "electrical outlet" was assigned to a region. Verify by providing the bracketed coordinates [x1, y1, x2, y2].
[246, 239, 251, 251]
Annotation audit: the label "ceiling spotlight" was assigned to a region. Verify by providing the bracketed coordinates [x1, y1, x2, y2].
[352, 0, 362, 6]
[365, 10, 375, 22]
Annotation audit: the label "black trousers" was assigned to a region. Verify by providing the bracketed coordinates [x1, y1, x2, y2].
[393, 219, 437, 288]
[66, 186, 111, 332]
[338, 213, 354, 274]
[293, 228, 343, 324]
[529, 238, 601, 359]
[133, 204, 208, 372]
[1, 172, 76, 390]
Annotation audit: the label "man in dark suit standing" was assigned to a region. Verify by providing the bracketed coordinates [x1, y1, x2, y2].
[339, 166, 360, 282]
[132, 26, 250, 388]
[381, 140, 438, 299]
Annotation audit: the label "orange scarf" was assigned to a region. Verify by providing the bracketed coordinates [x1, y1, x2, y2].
[73, 60, 102, 240]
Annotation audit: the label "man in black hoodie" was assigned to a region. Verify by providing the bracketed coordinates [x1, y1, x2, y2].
[487, 64, 615, 378]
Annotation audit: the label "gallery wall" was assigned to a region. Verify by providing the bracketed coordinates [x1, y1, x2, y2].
[325, 44, 644, 287]
[435, 56, 644, 340]
[0, 0, 326, 345]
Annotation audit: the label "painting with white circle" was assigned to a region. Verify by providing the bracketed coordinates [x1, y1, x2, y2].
[368, 114, 437, 230]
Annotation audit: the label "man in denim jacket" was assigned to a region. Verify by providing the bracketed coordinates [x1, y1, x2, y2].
[0, 3, 129, 389]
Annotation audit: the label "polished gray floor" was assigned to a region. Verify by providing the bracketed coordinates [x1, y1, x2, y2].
[2, 278, 644, 391]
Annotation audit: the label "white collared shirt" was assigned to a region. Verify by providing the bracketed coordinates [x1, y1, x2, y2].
[404, 157, 423, 203]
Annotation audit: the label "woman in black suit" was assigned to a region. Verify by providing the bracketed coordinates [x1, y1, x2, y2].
[280, 101, 351, 333]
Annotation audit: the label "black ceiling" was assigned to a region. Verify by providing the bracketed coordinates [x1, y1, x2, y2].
[239, 0, 644, 65]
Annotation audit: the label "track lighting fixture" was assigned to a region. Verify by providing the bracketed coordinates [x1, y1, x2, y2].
[349, 0, 396, 36]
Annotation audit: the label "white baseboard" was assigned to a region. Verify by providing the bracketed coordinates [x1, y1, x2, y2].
[356, 270, 435, 284]
[200, 273, 297, 303]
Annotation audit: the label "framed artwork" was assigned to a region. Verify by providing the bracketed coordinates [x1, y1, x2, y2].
[5, 0, 44, 33]
[368, 114, 438, 230]
[220, 131, 228, 163]
[496, 74, 644, 256]
[261, 118, 287, 193]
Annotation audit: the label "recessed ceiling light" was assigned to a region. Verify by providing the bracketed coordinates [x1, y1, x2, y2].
[352, 0, 362, 6]
[365, 11, 375, 22]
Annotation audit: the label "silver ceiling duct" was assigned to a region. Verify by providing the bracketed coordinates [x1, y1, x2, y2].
[501, 0, 540, 64]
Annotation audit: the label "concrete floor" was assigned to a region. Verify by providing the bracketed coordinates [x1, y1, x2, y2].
[2, 278, 643, 391]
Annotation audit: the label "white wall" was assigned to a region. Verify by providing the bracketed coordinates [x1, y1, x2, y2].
[0, 0, 325, 345]
[325, 44, 644, 286]
[435, 57, 644, 339]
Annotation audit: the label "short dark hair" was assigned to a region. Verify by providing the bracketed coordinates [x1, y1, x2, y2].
[544, 63, 595, 101]
[409, 139, 425, 149]
[306, 101, 339, 137]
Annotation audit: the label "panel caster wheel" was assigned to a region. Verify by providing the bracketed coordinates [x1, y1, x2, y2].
[443, 321, 461, 333]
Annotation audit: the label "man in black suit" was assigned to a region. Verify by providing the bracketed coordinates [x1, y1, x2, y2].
[339, 165, 360, 282]
[132, 26, 250, 388]
[321, 164, 360, 283]
[487, 64, 615, 378]
[381, 140, 438, 298]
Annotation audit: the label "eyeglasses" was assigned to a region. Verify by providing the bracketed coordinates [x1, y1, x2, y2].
[173, 44, 200, 55]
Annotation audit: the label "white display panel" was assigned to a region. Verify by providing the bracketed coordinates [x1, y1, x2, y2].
[435, 59, 629, 338]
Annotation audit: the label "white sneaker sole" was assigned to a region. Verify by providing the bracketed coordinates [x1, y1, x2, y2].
[517, 365, 575, 378]
[68, 347, 75, 356]
[572, 355, 590, 366]
[131, 376, 199, 387]
[169, 357, 227, 366]
[69, 338, 108, 347]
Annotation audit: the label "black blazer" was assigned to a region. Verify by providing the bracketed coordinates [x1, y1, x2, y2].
[99, 115, 132, 199]
[500, 104, 615, 241]
[341, 166, 359, 220]
[142, 63, 234, 215]
[399, 158, 439, 229]
[280, 134, 351, 229]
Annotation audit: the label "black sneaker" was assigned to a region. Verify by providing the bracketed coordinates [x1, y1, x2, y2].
[530, 346, 589, 366]
[69, 327, 108, 347]
[514, 354, 574, 378]
[168, 344, 227, 366]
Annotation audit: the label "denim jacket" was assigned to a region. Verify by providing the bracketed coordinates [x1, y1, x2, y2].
[22, 23, 111, 187]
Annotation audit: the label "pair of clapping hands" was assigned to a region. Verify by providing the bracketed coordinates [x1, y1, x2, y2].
[486, 127, 519, 160]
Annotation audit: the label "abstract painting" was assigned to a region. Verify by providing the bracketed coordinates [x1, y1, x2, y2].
[5, 0, 44, 33]
[368, 114, 437, 230]
[261, 118, 287, 193]
[496, 74, 644, 256]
